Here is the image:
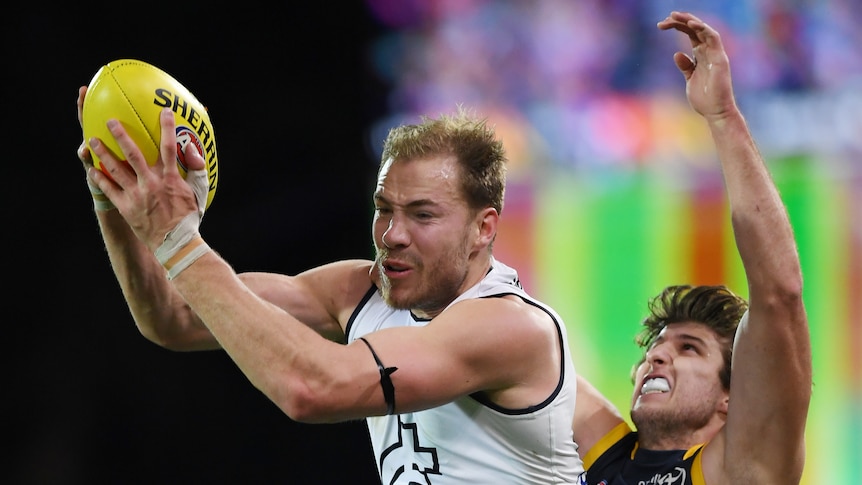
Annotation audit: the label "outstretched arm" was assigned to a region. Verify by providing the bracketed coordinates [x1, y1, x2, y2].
[658, 11, 811, 483]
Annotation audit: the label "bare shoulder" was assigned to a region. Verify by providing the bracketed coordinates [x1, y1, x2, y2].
[417, 295, 563, 408]
[437, 295, 562, 373]
[448, 294, 558, 335]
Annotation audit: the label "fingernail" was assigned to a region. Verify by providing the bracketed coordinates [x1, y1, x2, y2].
[89, 137, 100, 149]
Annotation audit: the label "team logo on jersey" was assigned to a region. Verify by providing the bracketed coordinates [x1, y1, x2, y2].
[380, 417, 440, 484]
[640, 466, 687, 485]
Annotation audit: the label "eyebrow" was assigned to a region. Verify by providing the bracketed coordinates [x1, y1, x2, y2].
[373, 193, 440, 210]
[654, 332, 709, 348]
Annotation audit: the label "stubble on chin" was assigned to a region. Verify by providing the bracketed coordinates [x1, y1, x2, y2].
[372, 251, 391, 298]
[631, 401, 714, 441]
[632, 406, 679, 439]
[379, 277, 402, 309]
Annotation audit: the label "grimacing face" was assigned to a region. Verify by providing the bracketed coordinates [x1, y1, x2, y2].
[372, 156, 480, 318]
[630, 322, 729, 433]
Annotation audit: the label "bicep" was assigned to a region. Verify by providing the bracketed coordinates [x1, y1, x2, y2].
[717, 303, 811, 481]
[354, 325, 483, 413]
[357, 298, 559, 414]
[241, 260, 373, 341]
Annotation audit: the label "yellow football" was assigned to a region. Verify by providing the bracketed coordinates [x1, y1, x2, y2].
[82, 59, 218, 209]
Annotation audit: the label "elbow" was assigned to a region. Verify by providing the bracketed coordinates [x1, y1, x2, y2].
[780, 264, 804, 299]
[136, 323, 177, 349]
[770, 272, 804, 312]
[269, 377, 345, 424]
[135, 321, 211, 352]
[276, 384, 320, 423]
[753, 262, 804, 314]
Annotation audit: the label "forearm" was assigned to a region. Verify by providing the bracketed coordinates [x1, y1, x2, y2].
[707, 110, 802, 292]
[94, 209, 218, 350]
[169, 251, 379, 422]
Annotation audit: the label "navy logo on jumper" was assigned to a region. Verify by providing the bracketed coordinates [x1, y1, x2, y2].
[379, 417, 441, 484]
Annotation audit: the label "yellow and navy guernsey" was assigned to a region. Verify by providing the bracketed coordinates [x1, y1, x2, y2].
[583, 422, 707, 485]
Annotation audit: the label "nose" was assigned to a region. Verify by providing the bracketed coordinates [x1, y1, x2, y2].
[645, 342, 670, 367]
[381, 216, 408, 249]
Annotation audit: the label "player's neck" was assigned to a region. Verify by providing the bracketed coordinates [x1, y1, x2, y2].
[637, 420, 722, 451]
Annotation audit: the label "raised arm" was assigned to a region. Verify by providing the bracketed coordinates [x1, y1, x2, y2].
[83, 94, 568, 426]
[77, 86, 347, 350]
[77, 86, 219, 349]
[658, 11, 812, 483]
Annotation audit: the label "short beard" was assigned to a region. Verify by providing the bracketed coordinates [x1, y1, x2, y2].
[375, 241, 470, 314]
[631, 404, 713, 448]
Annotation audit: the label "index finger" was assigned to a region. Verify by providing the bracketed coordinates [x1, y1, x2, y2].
[105, 115, 153, 177]
[657, 15, 698, 40]
[157, 107, 180, 175]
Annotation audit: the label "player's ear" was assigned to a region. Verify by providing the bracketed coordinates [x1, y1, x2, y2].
[718, 395, 729, 415]
[475, 207, 498, 247]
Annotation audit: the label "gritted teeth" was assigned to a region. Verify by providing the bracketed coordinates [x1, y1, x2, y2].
[641, 377, 670, 394]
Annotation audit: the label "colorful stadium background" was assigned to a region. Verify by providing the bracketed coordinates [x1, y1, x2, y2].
[364, 0, 862, 482]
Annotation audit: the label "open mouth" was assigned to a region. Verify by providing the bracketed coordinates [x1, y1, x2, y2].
[381, 258, 411, 276]
[384, 262, 408, 272]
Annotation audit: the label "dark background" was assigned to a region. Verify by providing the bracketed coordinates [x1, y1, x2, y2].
[7, 3, 387, 484]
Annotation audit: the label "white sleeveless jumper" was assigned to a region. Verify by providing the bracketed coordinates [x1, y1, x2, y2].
[345, 258, 585, 484]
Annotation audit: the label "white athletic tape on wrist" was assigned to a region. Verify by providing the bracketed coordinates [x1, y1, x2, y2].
[154, 213, 208, 280]
[163, 236, 211, 280]
[87, 177, 116, 211]
[154, 166, 211, 280]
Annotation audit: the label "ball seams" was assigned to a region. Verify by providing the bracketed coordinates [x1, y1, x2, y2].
[109, 60, 160, 156]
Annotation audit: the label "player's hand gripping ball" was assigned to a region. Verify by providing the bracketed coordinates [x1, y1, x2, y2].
[82, 59, 218, 209]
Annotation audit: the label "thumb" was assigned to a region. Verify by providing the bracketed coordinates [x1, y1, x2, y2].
[673, 51, 696, 80]
[182, 142, 207, 171]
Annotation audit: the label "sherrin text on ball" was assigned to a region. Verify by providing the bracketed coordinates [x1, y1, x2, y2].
[82, 59, 218, 209]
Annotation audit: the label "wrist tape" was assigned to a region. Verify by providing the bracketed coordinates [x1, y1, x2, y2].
[154, 166, 211, 280]
[87, 177, 116, 211]
[154, 212, 210, 280]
